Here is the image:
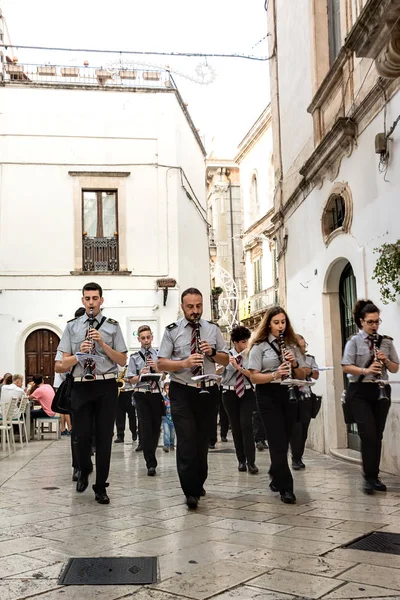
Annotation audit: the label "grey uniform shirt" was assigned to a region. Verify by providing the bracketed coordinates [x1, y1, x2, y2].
[53, 349, 65, 388]
[341, 330, 399, 382]
[248, 334, 304, 375]
[221, 349, 252, 388]
[158, 317, 228, 385]
[300, 354, 318, 396]
[127, 347, 159, 392]
[58, 311, 128, 377]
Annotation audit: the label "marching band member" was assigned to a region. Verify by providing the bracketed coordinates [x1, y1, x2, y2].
[158, 288, 228, 509]
[221, 325, 258, 474]
[342, 300, 399, 494]
[248, 306, 305, 504]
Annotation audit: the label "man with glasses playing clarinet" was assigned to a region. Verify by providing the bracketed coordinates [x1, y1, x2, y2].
[58, 282, 127, 504]
[157, 288, 229, 509]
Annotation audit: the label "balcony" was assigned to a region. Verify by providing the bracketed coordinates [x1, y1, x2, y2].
[239, 286, 276, 322]
[83, 236, 119, 272]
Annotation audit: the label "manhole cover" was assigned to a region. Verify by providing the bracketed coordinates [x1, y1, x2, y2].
[345, 532, 400, 555]
[58, 557, 157, 585]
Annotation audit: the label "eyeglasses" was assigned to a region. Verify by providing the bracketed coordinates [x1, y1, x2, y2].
[363, 319, 382, 326]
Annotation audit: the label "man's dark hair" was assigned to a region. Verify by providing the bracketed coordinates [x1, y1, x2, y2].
[181, 287, 202, 302]
[33, 374, 43, 385]
[75, 307, 86, 318]
[231, 325, 251, 343]
[82, 282, 103, 297]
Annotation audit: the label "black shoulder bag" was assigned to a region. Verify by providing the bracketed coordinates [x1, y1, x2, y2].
[52, 316, 106, 414]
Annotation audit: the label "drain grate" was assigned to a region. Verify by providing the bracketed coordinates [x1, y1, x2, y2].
[58, 557, 158, 585]
[345, 532, 400, 555]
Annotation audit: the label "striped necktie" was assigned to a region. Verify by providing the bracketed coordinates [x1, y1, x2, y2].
[235, 355, 245, 398]
[190, 323, 201, 375]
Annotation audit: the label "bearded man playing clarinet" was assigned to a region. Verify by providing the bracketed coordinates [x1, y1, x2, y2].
[158, 288, 229, 509]
[58, 282, 127, 505]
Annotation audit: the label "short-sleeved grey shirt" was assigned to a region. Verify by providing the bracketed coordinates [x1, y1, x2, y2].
[248, 334, 304, 374]
[53, 349, 65, 388]
[158, 317, 228, 385]
[127, 347, 159, 391]
[341, 330, 399, 382]
[57, 310, 128, 377]
[300, 354, 319, 396]
[221, 348, 252, 388]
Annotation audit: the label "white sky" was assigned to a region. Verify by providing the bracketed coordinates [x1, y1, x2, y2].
[1, 0, 270, 157]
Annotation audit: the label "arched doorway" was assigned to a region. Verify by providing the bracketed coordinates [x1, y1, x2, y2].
[25, 329, 60, 385]
[339, 262, 359, 450]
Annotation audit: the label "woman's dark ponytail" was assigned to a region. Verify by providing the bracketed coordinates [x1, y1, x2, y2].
[353, 299, 380, 328]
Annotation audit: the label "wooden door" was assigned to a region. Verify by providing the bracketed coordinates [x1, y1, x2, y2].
[25, 329, 60, 385]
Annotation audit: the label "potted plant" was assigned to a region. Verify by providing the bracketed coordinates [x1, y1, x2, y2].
[372, 240, 400, 304]
[211, 286, 223, 296]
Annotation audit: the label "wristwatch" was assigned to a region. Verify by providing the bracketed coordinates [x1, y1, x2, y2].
[210, 347, 217, 357]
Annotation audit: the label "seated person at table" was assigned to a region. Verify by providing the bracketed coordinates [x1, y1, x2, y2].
[28, 374, 55, 418]
[0, 373, 25, 403]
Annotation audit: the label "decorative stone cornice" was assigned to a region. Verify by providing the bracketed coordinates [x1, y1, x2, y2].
[308, 47, 350, 114]
[235, 105, 272, 164]
[68, 171, 131, 177]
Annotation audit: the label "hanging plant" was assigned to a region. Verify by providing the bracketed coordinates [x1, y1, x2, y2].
[372, 240, 400, 304]
[211, 286, 223, 296]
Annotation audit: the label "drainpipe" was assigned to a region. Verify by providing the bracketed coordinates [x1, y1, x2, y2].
[226, 171, 236, 284]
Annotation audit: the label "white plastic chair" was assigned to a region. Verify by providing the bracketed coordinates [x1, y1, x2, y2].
[0, 398, 17, 457]
[12, 396, 29, 448]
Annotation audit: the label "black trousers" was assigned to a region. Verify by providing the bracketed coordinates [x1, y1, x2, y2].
[71, 379, 117, 491]
[347, 382, 391, 480]
[170, 381, 218, 497]
[210, 390, 229, 444]
[253, 407, 266, 443]
[257, 384, 298, 493]
[290, 396, 312, 460]
[222, 388, 255, 465]
[134, 392, 163, 469]
[115, 390, 137, 440]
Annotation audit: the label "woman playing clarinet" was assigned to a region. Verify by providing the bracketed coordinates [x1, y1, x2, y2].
[248, 306, 305, 504]
[342, 300, 399, 494]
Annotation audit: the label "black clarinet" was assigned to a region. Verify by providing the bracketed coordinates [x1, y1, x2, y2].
[144, 345, 155, 373]
[372, 333, 388, 400]
[278, 332, 297, 403]
[194, 320, 210, 396]
[83, 307, 96, 380]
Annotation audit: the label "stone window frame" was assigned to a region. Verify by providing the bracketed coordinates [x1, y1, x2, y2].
[322, 181, 353, 246]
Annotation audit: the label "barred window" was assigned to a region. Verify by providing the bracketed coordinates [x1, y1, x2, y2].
[82, 190, 119, 272]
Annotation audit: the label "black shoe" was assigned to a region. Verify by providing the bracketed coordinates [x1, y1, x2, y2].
[147, 467, 156, 476]
[95, 490, 110, 504]
[256, 441, 264, 451]
[186, 495, 198, 509]
[281, 490, 296, 504]
[238, 462, 247, 472]
[262, 441, 268, 449]
[269, 481, 279, 492]
[135, 444, 143, 452]
[292, 459, 305, 470]
[209, 444, 216, 449]
[76, 473, 89, 493]
[200, 488, 206, 497]
[114, 437, 124, 444]
[372, 478, 387, 492]
[248, 464, 259, 475]
[363, 479, 375, 495]
[132, 434, 138, 441]
[221, 436, 228, 442]
[72, 468, 80, 482]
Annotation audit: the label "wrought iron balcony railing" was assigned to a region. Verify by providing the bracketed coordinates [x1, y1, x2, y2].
[83, 236, 119, 272]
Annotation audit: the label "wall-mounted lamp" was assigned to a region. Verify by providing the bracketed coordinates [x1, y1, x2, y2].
[157, 278, 177, 306]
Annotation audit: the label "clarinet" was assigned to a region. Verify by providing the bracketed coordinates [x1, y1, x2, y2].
[83, 308, 96, 380]
[194, 319, 210, 396]
[372, 333, 388, 400]
[278, 332, 297, 403]
[144, 345, 155, 373]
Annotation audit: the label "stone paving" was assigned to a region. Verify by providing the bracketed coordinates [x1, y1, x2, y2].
[2, 435, 400, 599]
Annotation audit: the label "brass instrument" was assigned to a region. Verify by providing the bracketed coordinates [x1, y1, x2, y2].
[372, 333, 389, 400]
[83, 307, 96, 380]
[194, 319, 210, 395]
[278, 332, 298, 403]
[117, 366, 127, 395]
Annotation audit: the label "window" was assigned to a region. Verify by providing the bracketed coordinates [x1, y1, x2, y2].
[253, 258, 262, 295]
[328, 0, 342, 66]
[322, 183, 353, 245]
[324, 194, 345, 236]
[250, 173, 260, 223]
[82, 190, 119, 272]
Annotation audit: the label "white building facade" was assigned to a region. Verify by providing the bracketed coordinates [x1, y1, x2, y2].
[0, 61, 209, 383]
[268, 0, 400, 473]
[235, 106, 277, 330]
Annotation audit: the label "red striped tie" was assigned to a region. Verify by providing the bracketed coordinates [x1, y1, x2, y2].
[190, 324, 201, 376]
[235, 355, 245, 398]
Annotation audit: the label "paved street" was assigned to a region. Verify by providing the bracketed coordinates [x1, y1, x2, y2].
[2, 437, 400, 600]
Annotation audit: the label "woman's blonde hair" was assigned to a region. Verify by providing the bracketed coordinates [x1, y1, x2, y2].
[249, 305, 299, 352]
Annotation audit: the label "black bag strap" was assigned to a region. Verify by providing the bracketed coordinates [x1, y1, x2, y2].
[357, 334, 382, 382]
[229, 350, 254, 391]
[266, 339, 281, 359]
[95, 316, 106, 330]
[138, 351, 145, 362]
